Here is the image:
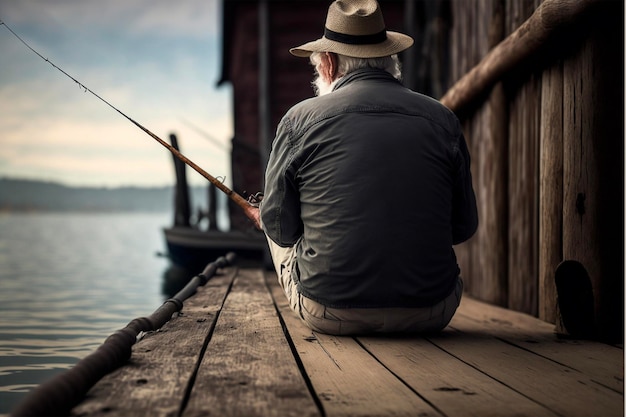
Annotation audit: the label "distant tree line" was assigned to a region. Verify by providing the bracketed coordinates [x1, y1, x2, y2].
[0, 177, 209, 213]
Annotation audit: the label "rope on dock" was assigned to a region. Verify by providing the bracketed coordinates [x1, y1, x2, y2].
[10, 252, 236, 417]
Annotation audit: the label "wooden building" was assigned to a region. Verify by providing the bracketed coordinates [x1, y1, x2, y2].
[218, 0, 623, 342]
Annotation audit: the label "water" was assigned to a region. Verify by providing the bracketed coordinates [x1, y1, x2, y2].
[0, 212, 178, 415]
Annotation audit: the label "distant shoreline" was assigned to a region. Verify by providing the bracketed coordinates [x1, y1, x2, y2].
[0, 177, 211, 213]
[0, 207, 171, 214]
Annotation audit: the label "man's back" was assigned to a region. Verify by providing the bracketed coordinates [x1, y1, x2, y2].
[262, 68, 478, 309]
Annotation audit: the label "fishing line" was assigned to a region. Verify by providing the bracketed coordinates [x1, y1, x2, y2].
[0, 18, 255, 218]
[180, 117, 230, 151]
[2, 19, 96, 95]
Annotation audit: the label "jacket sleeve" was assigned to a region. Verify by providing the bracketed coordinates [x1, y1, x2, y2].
[260, 117, 303, 247]
[451, 132, 479, 245]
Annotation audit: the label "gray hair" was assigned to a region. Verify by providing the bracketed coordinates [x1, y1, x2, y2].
[310, 52, 403, 81]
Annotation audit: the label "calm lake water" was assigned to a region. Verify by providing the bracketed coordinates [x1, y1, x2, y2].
[0, 211, 183, 415]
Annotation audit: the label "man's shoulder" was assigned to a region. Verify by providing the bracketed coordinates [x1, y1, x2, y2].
[280, 81, 461, 139]
[280, 94, 339, 136]
[399, 89, 462, 135]
[285, 95, 322, 117]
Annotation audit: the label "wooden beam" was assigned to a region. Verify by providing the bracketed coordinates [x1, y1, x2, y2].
[185, 269, 319, 417]
[538, 61, 564, 325]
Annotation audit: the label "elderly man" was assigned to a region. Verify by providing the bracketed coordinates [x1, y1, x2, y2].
[249, 0, 478, 335]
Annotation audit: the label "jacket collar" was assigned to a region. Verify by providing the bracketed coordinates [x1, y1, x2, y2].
[333, 67, 400, 92]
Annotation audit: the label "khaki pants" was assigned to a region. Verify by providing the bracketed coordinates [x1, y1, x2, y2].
[266, 236, 463, 336]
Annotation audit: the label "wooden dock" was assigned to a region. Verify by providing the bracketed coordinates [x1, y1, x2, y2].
[71, 266, 623, 417]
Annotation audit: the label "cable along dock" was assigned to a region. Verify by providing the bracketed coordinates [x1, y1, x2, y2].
[64, 265, 621, 417]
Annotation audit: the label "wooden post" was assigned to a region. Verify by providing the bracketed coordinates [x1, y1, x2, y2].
[169, 134, 191, 228]
[450, 0, 509, 307]
[208, 184, 218, 231]
[538, 61, 563, 325]
[506, 73, 540, 316]
[474, 81, 508, 307]
[475, 0, 508, 307]
[448, 0, 479, 300]
[562, 4, 624, 341]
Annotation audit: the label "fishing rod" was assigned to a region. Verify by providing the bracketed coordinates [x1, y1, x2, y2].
[0, 19, 259, 225]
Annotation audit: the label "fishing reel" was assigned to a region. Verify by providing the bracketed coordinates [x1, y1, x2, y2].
[246, 192, 264, 208]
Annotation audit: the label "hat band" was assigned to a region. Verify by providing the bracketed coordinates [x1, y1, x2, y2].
[324, 27, 387, 45]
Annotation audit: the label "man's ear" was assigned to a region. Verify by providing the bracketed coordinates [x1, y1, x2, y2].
[321, 52, 338, 82]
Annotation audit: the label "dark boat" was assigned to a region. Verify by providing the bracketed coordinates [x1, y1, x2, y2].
[162, 134, 267, 273]
[163, 226, 266, 272]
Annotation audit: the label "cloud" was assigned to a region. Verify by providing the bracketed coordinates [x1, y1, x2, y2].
[0, 0, 220, 38]
[0, 118, 232, 188]
[0, 0, 233, 187]
[0, 93, 233, 187]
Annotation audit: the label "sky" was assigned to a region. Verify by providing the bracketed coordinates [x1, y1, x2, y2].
[0, 0, 233, 188]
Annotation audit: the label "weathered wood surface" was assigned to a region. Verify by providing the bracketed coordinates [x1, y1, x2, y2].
[71, 268, 238, 417]
[506, 71, 540, 316]
[538, 59, 563, 327]
[562, 7, 624, 341]
[440, 0, 603, 113]
[184, 268, 318, 417]
[71, 266, 623, 417]
[441, 0, 622, 344]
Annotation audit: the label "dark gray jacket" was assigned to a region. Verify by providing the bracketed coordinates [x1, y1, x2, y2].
[261, 68, 478, 308]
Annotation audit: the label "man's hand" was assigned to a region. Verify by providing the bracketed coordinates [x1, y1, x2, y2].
[247, 205, 261, 230]
[245, 192, 264, 230]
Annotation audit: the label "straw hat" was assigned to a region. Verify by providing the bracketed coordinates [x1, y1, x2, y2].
[289, 0, 414, 59]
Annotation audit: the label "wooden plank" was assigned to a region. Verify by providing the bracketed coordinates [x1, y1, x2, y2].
[448, 0, 470, 84]
[71, 268, 238, 417]
[472, 83, 509, 307]
[358, 335, 558, 417]
[561, 33, 610, 340]
[451, 1, 509, 307]
[184, 268, 320, 417]
[507, 71, 540, 315]
[454, 31, 484, 302]
[457, 296, 624, 394]
[562, 4, 624, 342]
[538, 60, 564, 326]
[266, 271, 440, 417]
[472, 0, 508, 307]
[437, 313, 623, 417]
[71, 266, 623, 417]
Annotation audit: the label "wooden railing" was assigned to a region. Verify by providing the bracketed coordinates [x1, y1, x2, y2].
[437, 0, 622, 342]
[440, 0, 603, 115]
